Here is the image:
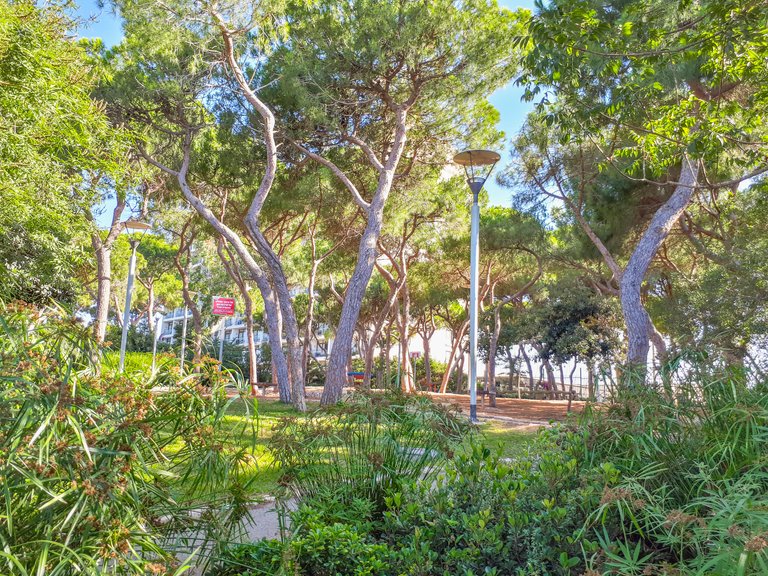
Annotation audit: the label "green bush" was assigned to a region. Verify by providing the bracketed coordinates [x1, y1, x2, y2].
[573, 378, 768, 575]
[253, 371, 768, 576]
[291, 522, 391, 576]
[380, 436, 603, 575]
[207, 539, 284, 576]
[0, 303, 259, 575]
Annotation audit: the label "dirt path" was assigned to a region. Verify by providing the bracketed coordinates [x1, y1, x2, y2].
[233, 388, 584, 424]
[427, 392, 584, 424]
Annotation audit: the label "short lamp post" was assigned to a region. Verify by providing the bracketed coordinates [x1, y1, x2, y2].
[119, 219, 151, 374]
[453, 150, 500, 422]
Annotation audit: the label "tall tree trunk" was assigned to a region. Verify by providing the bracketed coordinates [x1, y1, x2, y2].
[440, 321, 469, 394]
[520, 345, 534, 392]
[456, 342, 467, 394]
[487, 307, 502, 407]
[92, 243, 113, 344]
[302, 260, 320, 378]
[621, 157, 699, 374]
[244, 297, 258, 394]
[318, 110, 409, 405]
[246, 224, 306, 410]
[384, 321, 392, 388]
[423, 331, 432, 392]
[174, 232, 203, 368]
[89, 195, 125, 344]
[399, 283, 414, 393]
[212, 14, 305, 411]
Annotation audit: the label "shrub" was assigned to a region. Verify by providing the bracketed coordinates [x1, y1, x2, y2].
[576, 377, 768, 575]
[291, 522, 391, 576]
[207, 539, 284, 576]
[0, 303, 259, 575]
[380, 436, 604, 576]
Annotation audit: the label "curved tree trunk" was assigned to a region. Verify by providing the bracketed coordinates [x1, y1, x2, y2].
[520, 345, 534, 392]
[173, 226, 203, 368]
[319, 110, 409, 405]
[246, 225, 306, 411]
[440, 321, 469, 394]
[621, 157, 699, 375]
[302, 260, 320, 378]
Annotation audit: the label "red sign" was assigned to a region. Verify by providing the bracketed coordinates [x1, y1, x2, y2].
[212, 297, 236, 316]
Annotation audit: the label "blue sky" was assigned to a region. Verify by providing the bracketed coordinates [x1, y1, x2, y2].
[73, 0, 536, 209]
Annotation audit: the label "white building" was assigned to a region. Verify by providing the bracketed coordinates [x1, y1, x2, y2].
[157, 307, 329, 359]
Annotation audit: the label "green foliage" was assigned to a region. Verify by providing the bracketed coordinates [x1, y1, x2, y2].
[534, 280, 620, 366]
[575, 379, 768, 575]
[0, 1, 129, 305]
[379, 439, 599, 575]
[208, 539, 284, 576]
[241, 370, 768, 575]
[270, 391, 471, 513]
[291, 522, 390, 576]
[0, 303, 259, 574]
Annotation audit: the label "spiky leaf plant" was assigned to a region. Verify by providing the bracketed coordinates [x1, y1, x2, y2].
[0, 303, 259, 575]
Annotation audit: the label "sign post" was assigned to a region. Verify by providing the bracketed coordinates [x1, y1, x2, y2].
[212, 297, 236, 370]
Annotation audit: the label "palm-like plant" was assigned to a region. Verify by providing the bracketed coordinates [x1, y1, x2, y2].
[0, 303, 259, 575]
[270, 391, 472, 514]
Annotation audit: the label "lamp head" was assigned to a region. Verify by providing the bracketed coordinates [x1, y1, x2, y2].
[123, 219, 151, 233]
[452, 149, 500, 198]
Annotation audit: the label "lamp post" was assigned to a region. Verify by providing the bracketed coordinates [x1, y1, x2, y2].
[119, 219, 151, 374]
[453, 150, 500, 422]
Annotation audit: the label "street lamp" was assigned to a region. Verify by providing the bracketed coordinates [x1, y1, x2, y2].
[119, 219, 151, 374]
[453, 149, 500, 422]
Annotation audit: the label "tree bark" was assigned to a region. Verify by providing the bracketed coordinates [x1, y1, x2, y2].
[89, 195, 125, 344]
[439, 320, 469, 393]
[520, 345, 534, 392]
[173, 222, 203, 367]
[398, 280, 414, 393]
[244, 296, 258, 394]
[142, 131, 303, 409]
[487, 306, 502, 407]
[302, 259, 320, 378]
[621, 157, 699, 372]
[317, 109, 409, 405]
[208, 13, 306, 411]
[423, 330, 432, 392]
[92, 243, 113, 343]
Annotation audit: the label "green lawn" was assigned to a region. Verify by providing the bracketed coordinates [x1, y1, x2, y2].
[207, 398, 537, 496]
[479, 420, 538, 459]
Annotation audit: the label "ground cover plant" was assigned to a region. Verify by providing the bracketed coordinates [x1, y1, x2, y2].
[209, 369, 768, 576]
[0, 303, 260, 575]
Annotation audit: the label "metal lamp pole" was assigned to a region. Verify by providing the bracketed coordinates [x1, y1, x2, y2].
[453, 150, 500, 422]
[118, 220, 151, 374]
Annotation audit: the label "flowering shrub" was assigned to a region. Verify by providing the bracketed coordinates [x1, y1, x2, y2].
[0, 303, 258, 575]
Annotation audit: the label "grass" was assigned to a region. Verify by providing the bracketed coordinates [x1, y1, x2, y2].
[479, 420, 538, 459]
[192, 398, 537, 497]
